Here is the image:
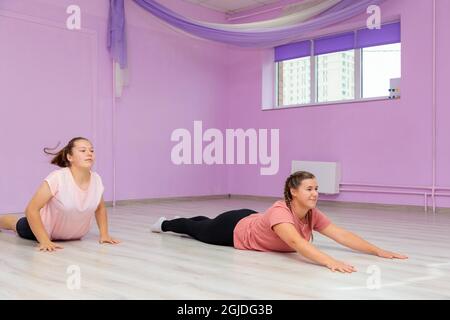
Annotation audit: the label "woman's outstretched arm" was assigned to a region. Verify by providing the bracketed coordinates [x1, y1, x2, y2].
[319, 224, 408, 259]
[273, 223, 357, 273]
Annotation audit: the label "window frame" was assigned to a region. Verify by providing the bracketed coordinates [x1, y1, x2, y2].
[275, 42, 401, 108]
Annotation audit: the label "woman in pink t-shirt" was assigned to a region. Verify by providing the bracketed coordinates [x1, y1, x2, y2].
[0, 137, 120, 252]
[152, 171, 407, 273]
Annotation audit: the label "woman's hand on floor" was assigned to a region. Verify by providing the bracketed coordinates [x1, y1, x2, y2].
[99, 235, 121, 245]
[325, 259, 357, 273]
[37, 241, 64, 252]
[376, 249, 408, 259]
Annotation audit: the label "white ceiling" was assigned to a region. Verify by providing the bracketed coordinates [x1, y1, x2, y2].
[184, 0, 282, 14]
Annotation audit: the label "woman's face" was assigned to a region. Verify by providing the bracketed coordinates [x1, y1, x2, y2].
[291, 178, 319, 209]
[67, 139, 95, 169]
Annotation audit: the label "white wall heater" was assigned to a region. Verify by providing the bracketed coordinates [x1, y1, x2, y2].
[291, 160, 341, 194]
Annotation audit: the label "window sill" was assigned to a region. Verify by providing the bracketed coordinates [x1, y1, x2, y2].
[263, 96, 400, 111]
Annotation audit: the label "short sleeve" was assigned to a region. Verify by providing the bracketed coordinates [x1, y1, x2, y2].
[44, 171, 59, 196]
[267, 206, 295, 229]
[95, 172, 105, 196]
[312, 208, 331, 231]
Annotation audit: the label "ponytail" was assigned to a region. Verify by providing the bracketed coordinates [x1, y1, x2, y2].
[43, 137, 88, 168]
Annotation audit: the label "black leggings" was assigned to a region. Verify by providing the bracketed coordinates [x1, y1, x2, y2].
[162, 208, 257, 247]
[16, 217, 37, 241]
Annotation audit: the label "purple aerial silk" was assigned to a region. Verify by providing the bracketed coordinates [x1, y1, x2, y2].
[108, 0, 385, 67]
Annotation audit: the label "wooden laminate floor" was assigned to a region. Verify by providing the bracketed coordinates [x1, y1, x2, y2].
[1, 197, 449, 299]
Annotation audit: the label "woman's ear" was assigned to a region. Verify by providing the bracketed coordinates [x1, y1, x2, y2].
[290, 187, 298, 198]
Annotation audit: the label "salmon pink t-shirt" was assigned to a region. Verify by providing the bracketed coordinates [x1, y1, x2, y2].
[38, 167, 104, 240]
[233, 200, 331, 252]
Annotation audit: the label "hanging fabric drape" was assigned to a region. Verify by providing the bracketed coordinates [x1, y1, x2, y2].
[130, 0, 384, 47]
[108, 0, 128, 98]
[202, 0, 342, 29]
[107, 0, 386, 96]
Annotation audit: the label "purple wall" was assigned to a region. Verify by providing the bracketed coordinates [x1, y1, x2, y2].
[113, 1, 229, 200]
[0, 0, 228, 213]
[226, 0, 450, 208]
[1, 0, 449, 213]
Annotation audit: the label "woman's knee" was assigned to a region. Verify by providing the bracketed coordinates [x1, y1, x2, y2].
[0, 215, 20, 231]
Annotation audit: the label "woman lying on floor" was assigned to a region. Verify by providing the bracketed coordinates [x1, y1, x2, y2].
[151, 171, 407, 273]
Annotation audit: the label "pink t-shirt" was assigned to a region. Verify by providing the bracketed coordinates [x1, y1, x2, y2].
[39, 167, 104, 240]
[233, 200, 331, 252]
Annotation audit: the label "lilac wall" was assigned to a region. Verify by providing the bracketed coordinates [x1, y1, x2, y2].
[2, 0, 449, 213]
[0, 0, 229, 213]
[435, 0, 450, 206]
[226, 0, 450, 208]
[0, 0, 110, 213]
[113, 1, 229, 200]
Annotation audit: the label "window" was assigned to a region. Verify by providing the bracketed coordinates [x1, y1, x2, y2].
[274, 22, 401, 108]
[362, 43, 401, 98]
[317, 50, 355, 103]
[277, 56, 311, 106]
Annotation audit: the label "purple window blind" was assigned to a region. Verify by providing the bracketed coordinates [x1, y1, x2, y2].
[356, 22, 401, 48]
[274, 40, 311, 62]
[314, 32, 355, 55]
[274, 22, 400, 62]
